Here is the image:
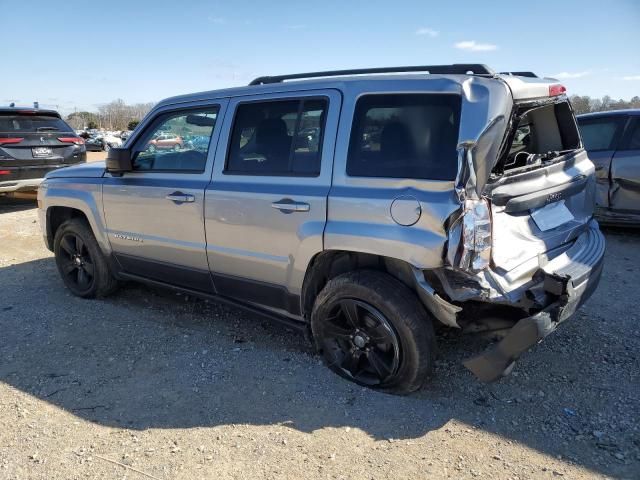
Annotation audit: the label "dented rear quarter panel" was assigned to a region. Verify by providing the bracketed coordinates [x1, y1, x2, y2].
[325, 77, 512, 270]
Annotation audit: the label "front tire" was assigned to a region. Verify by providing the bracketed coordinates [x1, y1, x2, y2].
[311, 270, 436, 394]
[53, 218, 118, 298]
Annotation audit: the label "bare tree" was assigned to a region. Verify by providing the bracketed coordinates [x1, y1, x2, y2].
[570, 95, 640, 115]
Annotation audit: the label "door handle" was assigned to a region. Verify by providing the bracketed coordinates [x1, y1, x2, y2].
[166, 192, 195, 203]
[271, 199, 310, 212]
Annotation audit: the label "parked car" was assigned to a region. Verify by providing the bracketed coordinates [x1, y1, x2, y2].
[146, 133, 183, 152]
[84, 135, 122, 152]
[0, 106, 85, 194]
[185, 135, 210, 151]
[577, 109, 640, 226]
[38, 65, 604, 393]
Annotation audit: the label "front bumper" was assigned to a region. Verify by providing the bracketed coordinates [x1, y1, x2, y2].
[464, 221, 605, 382]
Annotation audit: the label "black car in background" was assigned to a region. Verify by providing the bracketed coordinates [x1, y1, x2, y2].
[577, 109, 640, 226]
[0, 107, 86, 194]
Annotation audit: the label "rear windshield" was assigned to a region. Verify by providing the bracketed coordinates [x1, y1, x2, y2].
[500, 101, 580, 173]
[347, 94, 461, 180]
[0, 115, 73, 133]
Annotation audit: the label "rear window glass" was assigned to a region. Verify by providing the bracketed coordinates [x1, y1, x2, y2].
[226, 98, 328, 176]
[347, 94, 461, 181]
[578, 118, 624, 151]
[0, 115, 73, 133]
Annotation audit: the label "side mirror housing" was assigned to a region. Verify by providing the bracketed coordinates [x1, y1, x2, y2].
[106, 148, 132, 175]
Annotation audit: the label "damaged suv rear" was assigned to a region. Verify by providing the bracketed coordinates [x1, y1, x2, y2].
[436, 74, 603, 382]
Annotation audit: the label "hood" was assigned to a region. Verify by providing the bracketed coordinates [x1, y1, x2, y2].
[45, 161, 106, 179]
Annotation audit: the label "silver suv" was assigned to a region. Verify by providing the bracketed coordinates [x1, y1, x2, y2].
[38, 65, 604, 393]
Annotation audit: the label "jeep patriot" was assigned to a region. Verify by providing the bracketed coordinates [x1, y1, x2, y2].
[38, 64, 604, 393]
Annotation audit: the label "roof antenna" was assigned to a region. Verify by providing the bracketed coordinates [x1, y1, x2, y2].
[34, 101, 39, 109]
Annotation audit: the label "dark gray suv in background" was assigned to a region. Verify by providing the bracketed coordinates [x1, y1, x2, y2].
[577, 109, 640, 226]
[38, 65, 605, 393]
[0, 106, 86, 194]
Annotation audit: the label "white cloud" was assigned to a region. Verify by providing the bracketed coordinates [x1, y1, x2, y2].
[454, 40, 497, 52]
[208, 16, 226, 24]
[551, 71, 590, 79]
[415, 27, 438, 37]
[622, 75, 640, 81]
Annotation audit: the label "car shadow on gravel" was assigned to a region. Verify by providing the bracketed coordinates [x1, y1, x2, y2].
[0, 249, 638, 478]
[0, 197, 37, 214]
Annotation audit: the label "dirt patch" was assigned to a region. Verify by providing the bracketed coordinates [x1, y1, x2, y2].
[0, 199, 638, 479]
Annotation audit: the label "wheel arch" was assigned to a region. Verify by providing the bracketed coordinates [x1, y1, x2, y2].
[46, 206, 90, 250]
[301, 250, 460, 327]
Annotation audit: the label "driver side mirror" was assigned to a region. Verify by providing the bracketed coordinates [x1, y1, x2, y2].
[106, 148, 133, 175]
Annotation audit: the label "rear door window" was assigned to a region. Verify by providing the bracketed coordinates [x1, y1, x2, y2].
[225, 98, 328, 176]
[578, 117, 626, 151]
[0, 115, 73, 133]
[346, 94, 461, 180]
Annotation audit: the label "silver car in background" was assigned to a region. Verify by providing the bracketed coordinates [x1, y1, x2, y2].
[38, 64, 604, 393]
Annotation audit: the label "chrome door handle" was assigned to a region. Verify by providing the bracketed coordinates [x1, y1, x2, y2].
[271, 199, 310, 212]
[166, 192, 195, 203]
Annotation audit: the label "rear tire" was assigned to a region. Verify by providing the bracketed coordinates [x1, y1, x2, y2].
[311, 270, 436, 394]
[53, 218, 118, 298]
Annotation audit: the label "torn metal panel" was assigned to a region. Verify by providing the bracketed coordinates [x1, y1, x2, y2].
[464, 223, 604, 382]
[455, 77, 513, 201]
[411, 267, 462, 328]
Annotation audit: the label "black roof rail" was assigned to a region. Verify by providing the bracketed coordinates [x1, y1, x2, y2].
[500, 71, 538, 78]
[249, 64, 494, 86]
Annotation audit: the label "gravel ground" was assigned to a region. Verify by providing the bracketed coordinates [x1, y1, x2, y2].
[0, 196, 638, 480]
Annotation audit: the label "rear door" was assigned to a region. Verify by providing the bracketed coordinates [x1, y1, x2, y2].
[610, 116, 640, 213]
[102, 101, 227, 292]
[204, 90, 340, 315]
[577, 114, 627, 208]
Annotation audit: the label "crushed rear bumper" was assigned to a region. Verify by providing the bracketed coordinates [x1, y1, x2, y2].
[464, 221, 605, 382]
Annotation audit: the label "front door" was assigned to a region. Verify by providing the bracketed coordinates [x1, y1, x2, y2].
[103, 101, 227, 292]
[204, 90, 340, 315]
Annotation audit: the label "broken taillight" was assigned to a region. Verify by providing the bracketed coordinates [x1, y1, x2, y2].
[459, 198, 492, 272]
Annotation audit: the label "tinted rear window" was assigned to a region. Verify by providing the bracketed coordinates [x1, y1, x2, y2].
[347, 94, 461, 180]
[0, 115, 73, 133]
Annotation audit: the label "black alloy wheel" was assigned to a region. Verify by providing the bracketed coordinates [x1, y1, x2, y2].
[57, 232, 96, 294]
